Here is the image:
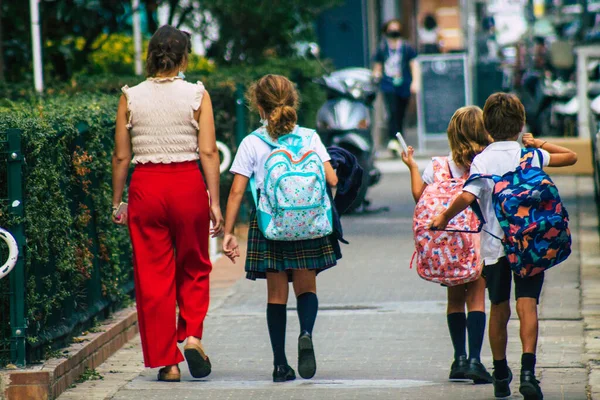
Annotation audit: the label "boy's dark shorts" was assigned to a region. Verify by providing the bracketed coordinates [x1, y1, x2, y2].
[482, 257, 545, 305]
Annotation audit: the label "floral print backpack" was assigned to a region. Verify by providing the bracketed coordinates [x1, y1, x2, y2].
[249, 126, 333, 241]
[412, 157, 484, 286]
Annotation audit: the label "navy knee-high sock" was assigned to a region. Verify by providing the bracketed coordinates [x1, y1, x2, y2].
[447, 312, 467, 360]
[267, 303, 288, 366]
[467, 311, 486, 361]
[297, 292, 318, 335]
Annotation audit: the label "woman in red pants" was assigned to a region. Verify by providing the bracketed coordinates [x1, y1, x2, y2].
[111, 25, 223, 382]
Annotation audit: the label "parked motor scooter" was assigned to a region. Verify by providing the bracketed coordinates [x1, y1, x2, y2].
[313, 67, 381, 213]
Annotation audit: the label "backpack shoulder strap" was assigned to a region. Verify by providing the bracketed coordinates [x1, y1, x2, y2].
[431, 157, 451, 182]
[249, 127, 279, 207]
[251, 127, 279, 148]
[249, 176, 259, 206]
[519, 148, 543, 169]
[464, 173, 501, 186]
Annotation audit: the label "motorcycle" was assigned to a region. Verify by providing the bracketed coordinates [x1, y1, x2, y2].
[313, 67, 381, 213]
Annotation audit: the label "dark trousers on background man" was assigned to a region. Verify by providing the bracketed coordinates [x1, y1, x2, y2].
[384, 92, 410, 143]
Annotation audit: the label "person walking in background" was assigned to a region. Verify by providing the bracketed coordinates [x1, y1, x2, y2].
[401, 106, 493, 385]
[418, 14, 441, 54]
[431, 93, 577, 399]
[372, 19, 418, 156]
[112, 25, 223, 382]
[222, 74, 340, 383]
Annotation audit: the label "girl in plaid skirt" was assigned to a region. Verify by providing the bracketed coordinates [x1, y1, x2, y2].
[223, 75, 339, 382]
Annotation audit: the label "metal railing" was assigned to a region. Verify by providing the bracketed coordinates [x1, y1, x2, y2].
[0, 129, 26, 367]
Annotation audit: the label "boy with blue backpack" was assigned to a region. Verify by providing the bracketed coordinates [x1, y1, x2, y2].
[431, 93, 577, 400]
[223, 75, 339, 382]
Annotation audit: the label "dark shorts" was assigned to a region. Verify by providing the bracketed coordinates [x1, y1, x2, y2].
[482, 257, 545, 305]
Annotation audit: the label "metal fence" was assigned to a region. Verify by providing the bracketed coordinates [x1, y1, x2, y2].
[0, 129, 26, 367]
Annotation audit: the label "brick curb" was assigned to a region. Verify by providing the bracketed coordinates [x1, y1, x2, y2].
[0, 306, 138, 400]
[577, 177, 600, 400]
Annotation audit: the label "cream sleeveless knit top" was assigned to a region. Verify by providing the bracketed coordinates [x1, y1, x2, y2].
[121, 77, 205, 164]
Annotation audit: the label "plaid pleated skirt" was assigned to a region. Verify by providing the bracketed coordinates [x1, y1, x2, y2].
[245, 210, 338, 281]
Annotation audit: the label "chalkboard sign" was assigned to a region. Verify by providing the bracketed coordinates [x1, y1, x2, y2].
[417, 54, 470, 150]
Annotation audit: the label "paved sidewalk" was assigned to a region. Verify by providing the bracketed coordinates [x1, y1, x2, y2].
[58, 173, 592, 400]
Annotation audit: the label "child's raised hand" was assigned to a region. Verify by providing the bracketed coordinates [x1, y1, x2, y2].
[522, 133, 536, 148]
[401, 146, 418, 168]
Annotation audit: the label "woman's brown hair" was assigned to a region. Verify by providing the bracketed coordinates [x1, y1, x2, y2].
[247, 74, 299, 138]
[447, 106, 491, 169]
[146, 25, 191, 77]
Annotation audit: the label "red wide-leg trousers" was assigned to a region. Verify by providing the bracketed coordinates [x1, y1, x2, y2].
[128, 161, 212, 368]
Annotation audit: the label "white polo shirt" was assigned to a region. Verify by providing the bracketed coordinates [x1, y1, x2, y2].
[422, 154, 467, 185]
[463, 141, 550, 266]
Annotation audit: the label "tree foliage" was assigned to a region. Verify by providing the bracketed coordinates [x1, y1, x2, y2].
[1, 0, 339, 81]
[194, 0, 340, 64]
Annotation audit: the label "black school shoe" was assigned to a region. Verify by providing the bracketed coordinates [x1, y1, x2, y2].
[273, 365, 296, 383]
[519, 370, 544, 400]
[449, 355, 469, 380]
[465, 358, 493, 384]
[298, 331, 317, 379]
[492, 368, 513, 398]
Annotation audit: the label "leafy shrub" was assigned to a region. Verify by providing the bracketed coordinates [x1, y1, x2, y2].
[0, 94, 131, 354]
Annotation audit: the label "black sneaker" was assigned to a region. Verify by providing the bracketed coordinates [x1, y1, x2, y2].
[449, 355, 469, 380]
[298, 331, 317, 379]
[273, 364, 296, 383]
[492, 368, 513, 398]
[519, 370, 543, 400]
[465, 358, 493, 384]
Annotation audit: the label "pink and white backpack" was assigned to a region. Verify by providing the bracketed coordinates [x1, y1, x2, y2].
[411, 157, 483, 286]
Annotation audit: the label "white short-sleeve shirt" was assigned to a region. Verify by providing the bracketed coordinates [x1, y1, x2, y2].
[229, 128, 331, 190]
[462, 141, 551, 266]
[422, 154, 467, 185]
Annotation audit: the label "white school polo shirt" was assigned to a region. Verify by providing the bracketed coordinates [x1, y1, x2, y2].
[422, 154, 467, 185]
[229, 129, 331, 190]
[462, 141, 550, 266]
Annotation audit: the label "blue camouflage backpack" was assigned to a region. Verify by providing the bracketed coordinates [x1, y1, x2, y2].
[249, 126, 333, 241]
[465, 149, 571, 277]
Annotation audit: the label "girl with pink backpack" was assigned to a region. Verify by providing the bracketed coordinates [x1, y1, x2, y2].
[401, 106, 493, 384]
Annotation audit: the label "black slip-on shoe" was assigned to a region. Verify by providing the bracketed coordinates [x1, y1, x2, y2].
[183, 342, 211, 379]
[492, 368, 513, 398]
[519, 370, 543, 400]
[298, 331, 317, 379]
[449, 355, 469, 380]
[273, 364, 296, 383]
[465, 358, 493, 384]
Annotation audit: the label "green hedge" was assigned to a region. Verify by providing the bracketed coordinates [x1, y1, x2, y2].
[0, 57, 328, 360]
[0, 94, 131, 357]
